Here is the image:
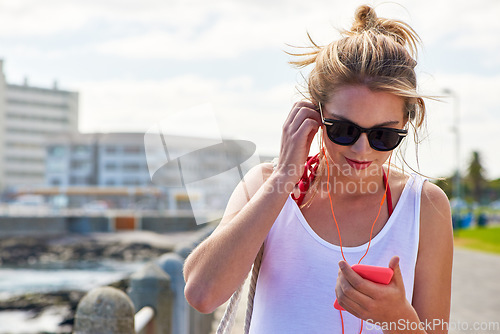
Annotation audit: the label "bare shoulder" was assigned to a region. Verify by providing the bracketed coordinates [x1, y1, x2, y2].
[217, 162, 275, 227]
[418, 180, 453, 253]
[232, 161, 276, 199]
[420, 181, 452, 223]
[244, 162, 275, 189]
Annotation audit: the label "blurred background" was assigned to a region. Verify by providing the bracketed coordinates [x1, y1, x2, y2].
[0, 0, 499, 333]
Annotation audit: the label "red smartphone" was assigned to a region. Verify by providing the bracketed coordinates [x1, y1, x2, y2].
[333, 264, 394, 311]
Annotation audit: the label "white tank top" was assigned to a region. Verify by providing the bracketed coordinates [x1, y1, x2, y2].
[248, 173, 425, 334]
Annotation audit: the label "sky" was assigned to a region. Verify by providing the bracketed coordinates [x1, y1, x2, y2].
[0, 0, 499, 179]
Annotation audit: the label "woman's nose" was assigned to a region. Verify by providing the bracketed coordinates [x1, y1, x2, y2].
[350, 133, 372, 154]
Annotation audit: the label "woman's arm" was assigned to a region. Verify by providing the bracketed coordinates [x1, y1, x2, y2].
[183, 162, 293, 313]
[412, 181, 454, 333]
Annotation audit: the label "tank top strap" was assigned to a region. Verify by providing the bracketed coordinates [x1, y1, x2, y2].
[383, 169, 393, 216]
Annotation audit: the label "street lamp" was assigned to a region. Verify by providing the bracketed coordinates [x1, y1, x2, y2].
[443, 88, 460, 203]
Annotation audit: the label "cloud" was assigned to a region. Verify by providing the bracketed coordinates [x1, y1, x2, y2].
[413, 71, 500, 178]
[92, 1, 338, 60]
[2, 0, 500, 178]
[0, 0, 358, 60]
[76, 74, 294, 154]
[0, 0, 95, 36]
[3, 0, 499, 70]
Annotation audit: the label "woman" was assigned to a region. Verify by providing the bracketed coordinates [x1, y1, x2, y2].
[184, 5, 453, 334]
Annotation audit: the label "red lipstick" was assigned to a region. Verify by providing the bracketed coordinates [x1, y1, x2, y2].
[345, 157, 372, 170]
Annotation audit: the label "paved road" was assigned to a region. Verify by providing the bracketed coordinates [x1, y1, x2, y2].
[450, 248, 500, 334]
[212, 248, 500, 333]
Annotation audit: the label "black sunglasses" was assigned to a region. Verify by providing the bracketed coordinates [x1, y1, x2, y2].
[319, 104, 407, 152]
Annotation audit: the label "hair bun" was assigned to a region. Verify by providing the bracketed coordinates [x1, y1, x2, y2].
[352, 5, 378, 32]
[348, 4, 420, 56]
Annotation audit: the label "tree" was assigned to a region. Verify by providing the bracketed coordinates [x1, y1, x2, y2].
[434, 176, 452, 199]
[465, 151, 487, 203]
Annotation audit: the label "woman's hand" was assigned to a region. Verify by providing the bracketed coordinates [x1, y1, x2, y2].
[276, 101, 322, 184]
[335, 256, 417, 326]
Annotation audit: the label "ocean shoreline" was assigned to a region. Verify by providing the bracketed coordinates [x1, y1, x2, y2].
[0, 229, 206, 333]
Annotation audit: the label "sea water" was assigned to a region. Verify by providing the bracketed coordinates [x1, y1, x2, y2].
[0, 260, 146, 333]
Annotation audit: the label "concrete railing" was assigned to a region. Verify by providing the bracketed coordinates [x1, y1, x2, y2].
[0, 213, 204, 236]
[74, 225, 215, 334]
[134, 306, 155, 333]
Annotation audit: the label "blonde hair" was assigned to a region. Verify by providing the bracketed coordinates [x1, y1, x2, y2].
[290, 5, 424, 125]
[289, 5, 427, 207]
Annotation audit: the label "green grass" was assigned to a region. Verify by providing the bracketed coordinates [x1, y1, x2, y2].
[454, 226, 500, 254]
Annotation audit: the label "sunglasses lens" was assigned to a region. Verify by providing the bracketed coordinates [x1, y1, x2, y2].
[368, 129, 401, 151]
[325, 120, 405, 151]
[328, 122, 359, 145]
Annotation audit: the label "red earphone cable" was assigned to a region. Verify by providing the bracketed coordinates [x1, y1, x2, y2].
[322, 147, 392, 263]
[323, 147, 347, 262]
[321, 145, 393, 334]
[358, 153, 392, 265]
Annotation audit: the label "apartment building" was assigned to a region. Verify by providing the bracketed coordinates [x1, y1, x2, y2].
[0, 59, 78, 190]
[46, 132, 151, 188]
[45, 132, 267, 212]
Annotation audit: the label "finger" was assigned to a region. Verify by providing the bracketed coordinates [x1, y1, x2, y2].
[284, 101, 318, 127]
[305, 122, 320, 148]
[338, 261, 377, 296]
[294, 116, 321, 137]
[335, 272, 369, 318]
[295, 100, 318, 110]
[290, 120, 321, 163]
[287, 101, 320, 125]
[289, 106, 322, 134]
[388, 256, 404, 287]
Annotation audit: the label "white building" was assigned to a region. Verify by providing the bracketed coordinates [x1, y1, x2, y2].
[44, 132, 157, 209]
[46, 132, 151, 188]
[45, 132, 269, 212]
[0, 59, 78, 190]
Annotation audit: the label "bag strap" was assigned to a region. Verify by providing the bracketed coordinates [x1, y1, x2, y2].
[243, 244, 265, 333]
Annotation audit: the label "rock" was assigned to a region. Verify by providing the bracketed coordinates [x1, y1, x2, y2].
[0, 235, 173, 265]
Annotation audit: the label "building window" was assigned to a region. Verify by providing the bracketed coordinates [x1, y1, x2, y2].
[73, 145, 89, 154]
[5, 171, 44, 178]
[123, 179, 141, 186]
[105, 179, 116, 186]
[7, 112, 69, 124]
[123, 163, 140, 172]
[105, 146, 117, 154]
[48, 146, 66, 157]
[46, 161, 66, 173]
[71, 160, 90, 170]
[70, 176, 90, 185]
[5, 156, 45, 164]
[51, 179, 61, 186]
[124, 146, 141, 154]
[7, 98, 70, 110]
[105, 162, 117, 170]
